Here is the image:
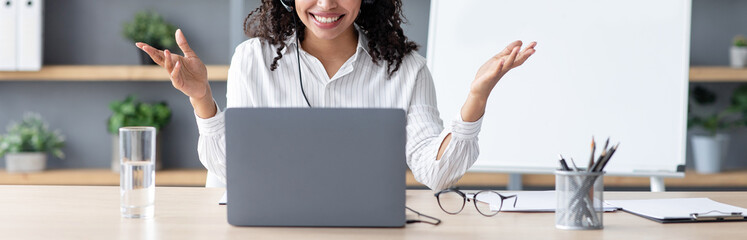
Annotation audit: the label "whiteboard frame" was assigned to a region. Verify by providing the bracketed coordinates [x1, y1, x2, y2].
[426, 0, 690, 178]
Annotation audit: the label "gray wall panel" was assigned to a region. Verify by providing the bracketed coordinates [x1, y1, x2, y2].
[1, 0, 431, 170]
[3, 0, 747, 172]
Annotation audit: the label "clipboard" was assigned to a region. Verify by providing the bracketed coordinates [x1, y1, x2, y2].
[606, 198, 747, 223]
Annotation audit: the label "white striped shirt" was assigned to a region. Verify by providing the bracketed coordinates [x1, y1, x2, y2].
[194, 30, 483, 190]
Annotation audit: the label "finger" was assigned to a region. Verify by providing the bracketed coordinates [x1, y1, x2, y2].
[171, 61, 184, 89]
[502, 46, 520, 71]
[176, 29, 197, 58]
[138, 43, 166, 66]
[164, 49, 174, 73]
[513, 48, 536, 66]
[514, 42, 538, 66]
[525, 41, 538, 50]
[498, 40, 523, 56]
[495, 58, 505, 76]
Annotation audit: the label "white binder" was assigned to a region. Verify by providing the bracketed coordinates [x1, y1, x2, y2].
[0, 0, 17, 71]
[16, 0, 42, 71]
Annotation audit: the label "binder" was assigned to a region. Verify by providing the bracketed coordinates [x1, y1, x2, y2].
[16, 0, 42, 71]
[606, 198, 747, 223]
[0, 0, 17, 71]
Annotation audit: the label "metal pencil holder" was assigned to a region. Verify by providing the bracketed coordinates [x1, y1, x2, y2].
[555, 170, 604, 230]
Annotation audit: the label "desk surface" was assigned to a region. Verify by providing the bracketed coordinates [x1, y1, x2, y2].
[1, 186, 746, 239]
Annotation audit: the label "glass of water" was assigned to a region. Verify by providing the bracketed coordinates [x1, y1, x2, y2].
[120, 126, 156, 218]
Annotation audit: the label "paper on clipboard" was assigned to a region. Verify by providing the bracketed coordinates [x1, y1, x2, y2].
[605, 198, 747, 222]
[473, 191, 617, 212]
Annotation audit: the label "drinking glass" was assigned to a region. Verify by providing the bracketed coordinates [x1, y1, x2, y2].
[120, 127, 156, 218]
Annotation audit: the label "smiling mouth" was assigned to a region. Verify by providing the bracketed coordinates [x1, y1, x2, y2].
[310, 13, 344, 24]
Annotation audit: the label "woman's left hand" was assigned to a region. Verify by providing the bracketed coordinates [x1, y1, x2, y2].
[470, 40, 537, 100]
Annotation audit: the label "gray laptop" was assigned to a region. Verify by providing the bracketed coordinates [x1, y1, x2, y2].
[225, 108, 407, 227]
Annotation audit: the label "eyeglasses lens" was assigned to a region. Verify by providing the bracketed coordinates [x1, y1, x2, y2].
[437, 190, 465, 214]
[473, 192, 500, 216]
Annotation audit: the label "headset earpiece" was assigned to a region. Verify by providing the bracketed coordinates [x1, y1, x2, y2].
[279, 0, 293, 12]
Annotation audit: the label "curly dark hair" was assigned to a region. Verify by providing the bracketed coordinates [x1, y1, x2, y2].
[243, 0, 418, 77]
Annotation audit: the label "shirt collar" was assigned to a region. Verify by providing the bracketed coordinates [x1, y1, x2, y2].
[283, 25, 370, 56]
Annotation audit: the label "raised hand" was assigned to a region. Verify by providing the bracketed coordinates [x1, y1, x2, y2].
[470, 40, 537, 100]
[136, 29, 210, 101]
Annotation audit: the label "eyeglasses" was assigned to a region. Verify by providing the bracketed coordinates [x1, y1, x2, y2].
[434, 188, 518, 217]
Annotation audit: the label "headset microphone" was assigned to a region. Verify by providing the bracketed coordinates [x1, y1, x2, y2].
[277, 0, 376, 107]
[279, 0, 312, 107]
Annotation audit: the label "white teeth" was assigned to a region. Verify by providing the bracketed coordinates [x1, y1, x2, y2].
[313, 15, 341, 24]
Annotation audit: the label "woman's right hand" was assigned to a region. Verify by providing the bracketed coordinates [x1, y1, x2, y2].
[136, 29, 215, 118]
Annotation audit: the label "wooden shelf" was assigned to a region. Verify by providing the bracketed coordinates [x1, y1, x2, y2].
[0, 65, 229, 81]
[0, 65, 744, 82]
[2, 168, 746, 188]
[690, 66, 747, 82]
[0, 169, 207, 186]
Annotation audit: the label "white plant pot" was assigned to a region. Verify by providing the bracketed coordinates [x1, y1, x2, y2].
[730, 46, 747, 68]
[690, 134, 729, 174]
[5, 152, 47, 173]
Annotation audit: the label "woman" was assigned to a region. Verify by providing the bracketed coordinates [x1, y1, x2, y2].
[137, 0, 536, 190]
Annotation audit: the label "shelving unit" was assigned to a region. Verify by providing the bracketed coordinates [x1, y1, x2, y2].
[690, 66, 747, 82]
[0, 169, 207, 186]
[2, 65, 746, 188]
[0, 65, 745, 82]
[0, 65, 229, 81]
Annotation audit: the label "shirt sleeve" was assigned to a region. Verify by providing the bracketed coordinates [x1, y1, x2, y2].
[194, 101, 226, 184]
[406, 64, 483, 191]
[194, 41, 252, 185]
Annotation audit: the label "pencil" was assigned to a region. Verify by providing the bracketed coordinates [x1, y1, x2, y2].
[569, 157, 580, 172]
[588, 137, 595, 171]
[598, 143, 619, 171]
[559, 154, 571, 171]
[603, 138, 610, 153]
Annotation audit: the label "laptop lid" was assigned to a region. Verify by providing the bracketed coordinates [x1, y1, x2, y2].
[226, 108, 407, 227]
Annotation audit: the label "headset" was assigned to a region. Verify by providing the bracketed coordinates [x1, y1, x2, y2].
[277, 0, 374, 107]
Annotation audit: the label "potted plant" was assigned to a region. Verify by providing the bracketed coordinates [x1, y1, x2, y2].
[122, 10, 178, 65]
[688, 85, 747, 173]
[730, 35, 747, 68]
[108, 95, 171, 172]
[0, 113, 65, 173]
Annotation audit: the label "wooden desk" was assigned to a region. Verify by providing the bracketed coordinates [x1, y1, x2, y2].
[1, 186, 746, 239]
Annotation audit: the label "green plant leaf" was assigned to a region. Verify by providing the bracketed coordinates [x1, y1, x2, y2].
[731, 84, 747, 111]
[735, 35, 747, 47]
[107, 96, 171, 132]
[0, 113, 65, 158]
[122, 10, 177, 48]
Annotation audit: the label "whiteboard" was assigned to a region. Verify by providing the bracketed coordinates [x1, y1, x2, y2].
[427, 0, 690, 177]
